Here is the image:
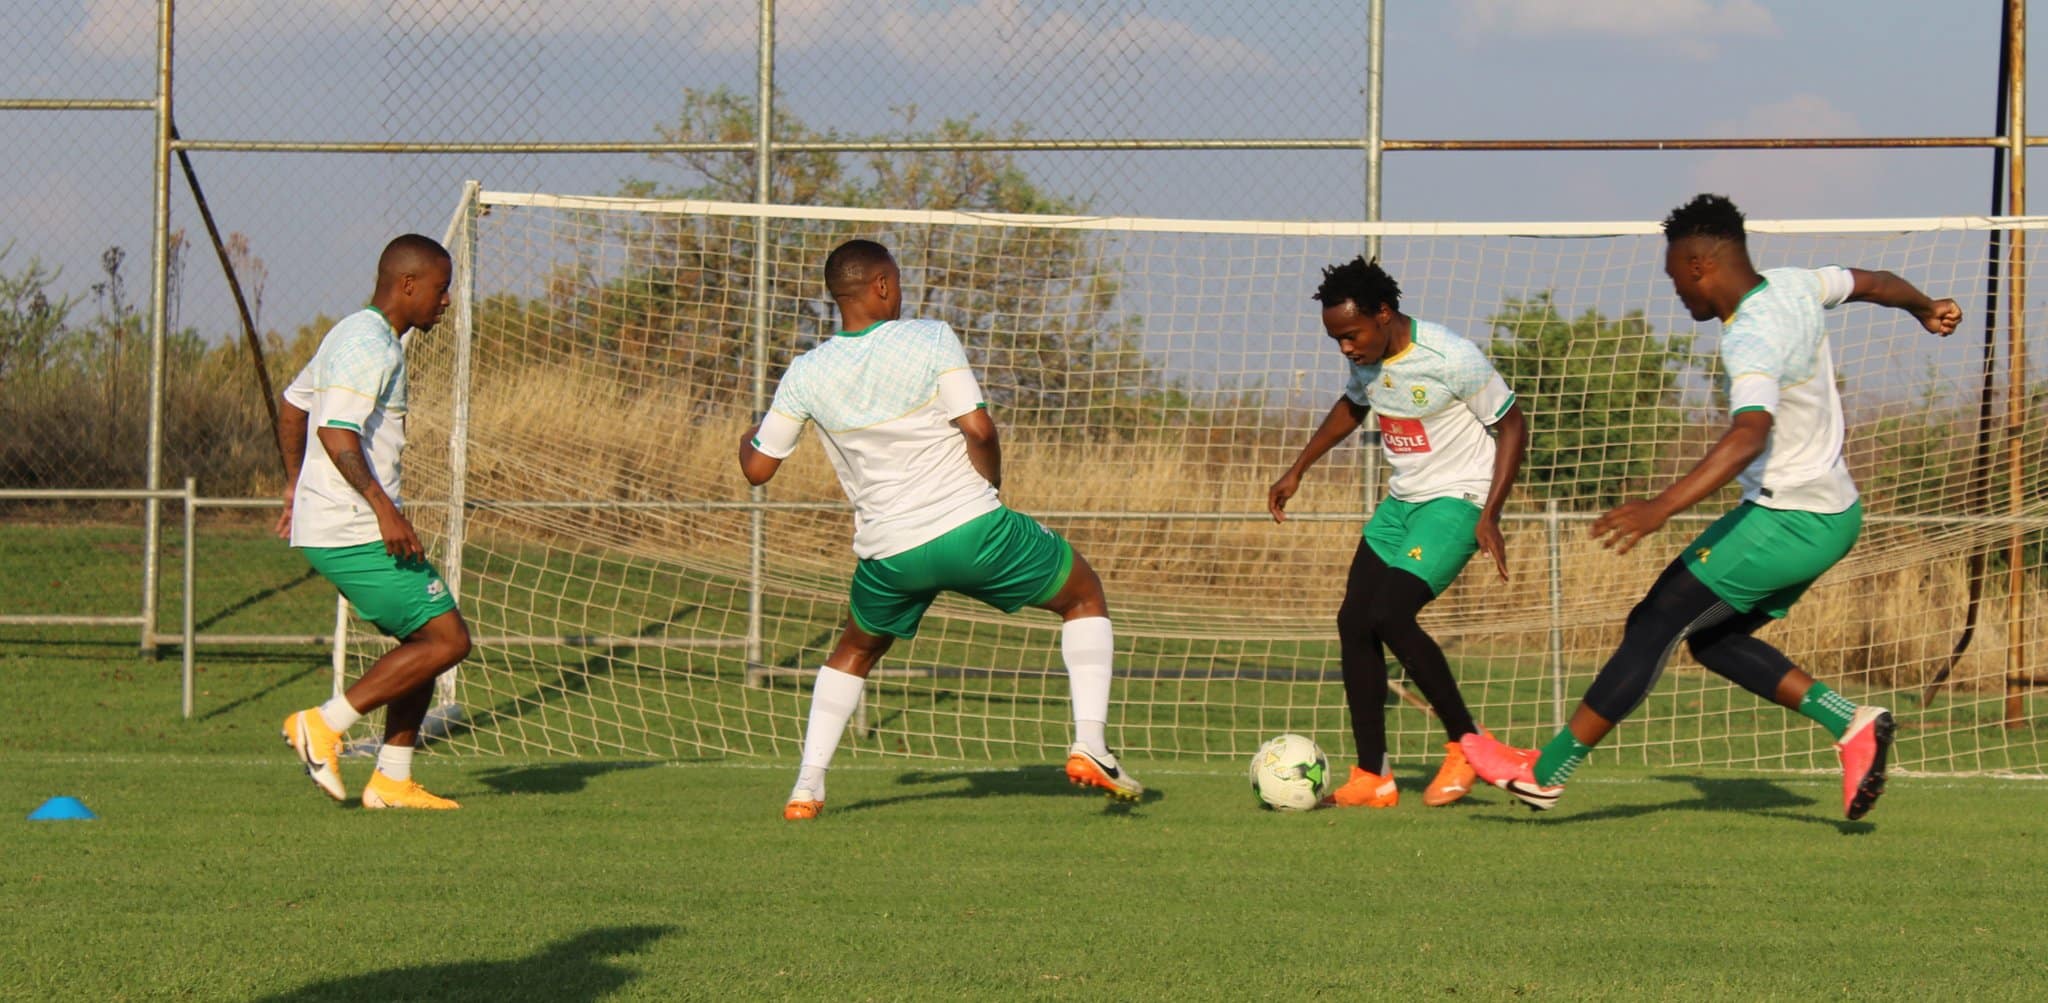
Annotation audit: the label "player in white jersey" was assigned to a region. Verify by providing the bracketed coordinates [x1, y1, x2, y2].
[1464, 194, 1960, 819]
[739, 239, 1143, 820]
[1268, 256, 1527, 809]
[274, 234, 472, 810]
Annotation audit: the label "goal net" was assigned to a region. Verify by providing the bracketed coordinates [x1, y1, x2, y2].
[379, 187, 2045, 777]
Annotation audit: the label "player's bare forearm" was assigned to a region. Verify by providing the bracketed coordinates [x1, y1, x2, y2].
[1847, 269, 1962, 335]
[1479, 403, 1527, 523]
[277, 400, 309, 486]
[1595, 411, 1769, 553]
[953, 408, 1003, 490]
[315, 426, 398, 517]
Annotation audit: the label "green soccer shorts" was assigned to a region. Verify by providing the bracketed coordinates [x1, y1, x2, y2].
[299, 541, 457, 639]
[1680, 500, 1863, 619]
[1362, 495, 1483, 596]
[849, 506, 1075, 639]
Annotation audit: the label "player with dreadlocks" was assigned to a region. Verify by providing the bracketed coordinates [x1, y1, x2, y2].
[1268, 256, 1527, 808]
[1462, 194, 1961, 818]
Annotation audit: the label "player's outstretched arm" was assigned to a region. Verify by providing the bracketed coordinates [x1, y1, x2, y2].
[737, 424, 782, 486]
[1475, 401, 1527, 580]
[953, 408, 1002, 490]
[275, 399, 310, 539]
[1593, 409, 1771, 554]
[1847, 268, 1962, 335]
[314, 425, 422, 561]
[1268, 395, 1367, 523]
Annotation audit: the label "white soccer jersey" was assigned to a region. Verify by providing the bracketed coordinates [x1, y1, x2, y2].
[1342, 319, 1517, 505]
[282, 308, 408, 548]
[1720, 266, 1859, 514]
[752, 318, 1001, 559]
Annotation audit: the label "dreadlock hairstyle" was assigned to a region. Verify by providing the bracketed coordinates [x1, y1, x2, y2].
[1662, 193, 1747, 247]
[1312, 255, 1401, 314]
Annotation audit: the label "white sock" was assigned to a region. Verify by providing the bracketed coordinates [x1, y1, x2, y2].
[318, 696, 362, 733]
[1062, 616, 1114, 757]
[375, 743, 414, 782]
[795, 666, 866, 800]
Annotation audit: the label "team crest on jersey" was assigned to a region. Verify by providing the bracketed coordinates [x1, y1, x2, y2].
[1407, 546, 1424, 561]
[426, 579, 447, 598]
[1382, 375, 1393, 388]
[1410, 385, 1428, 407]
[1694, 547, 1711, 564]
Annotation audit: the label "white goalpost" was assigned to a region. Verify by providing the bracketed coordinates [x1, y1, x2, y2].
[365, 187, 2044, 776]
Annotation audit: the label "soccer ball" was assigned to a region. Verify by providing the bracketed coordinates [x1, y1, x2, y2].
[1250, 733, 1329, 811]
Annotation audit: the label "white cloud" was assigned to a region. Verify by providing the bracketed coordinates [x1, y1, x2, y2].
[1454, 0, 1779, 59]
[1688, 94, 1881, 216]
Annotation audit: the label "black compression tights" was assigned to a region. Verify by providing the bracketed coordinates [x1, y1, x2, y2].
[1581, 559, 1797, 723]
[1335, 537, 1478, 771]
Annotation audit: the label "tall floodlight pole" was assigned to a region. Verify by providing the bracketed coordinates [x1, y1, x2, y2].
[142, 0, 175, 654]
[747, 0, 776, 669]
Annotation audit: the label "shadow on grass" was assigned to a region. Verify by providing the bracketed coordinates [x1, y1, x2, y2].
[1471, 774, 1875, 835]
[473, 760, 670, 795]
[833, 764, 1163, 817]
[252, 924, 674, 1003]
[196, 661, 328, 722]
[193, 567, 323, 632]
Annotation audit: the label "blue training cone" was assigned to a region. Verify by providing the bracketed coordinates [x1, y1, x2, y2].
[27, 796, 97, 821]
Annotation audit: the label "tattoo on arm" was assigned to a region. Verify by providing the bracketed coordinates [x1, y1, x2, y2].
[334, 448, 381, 499]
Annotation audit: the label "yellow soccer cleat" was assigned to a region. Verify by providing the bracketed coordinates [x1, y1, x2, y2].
[361, 770, 461, 810]
[1424, 740, 1477, 807]
[1322, 765, 1399, 808]
[281, 709, 347, 802]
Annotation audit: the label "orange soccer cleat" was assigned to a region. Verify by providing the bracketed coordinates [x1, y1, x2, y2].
[1322, 765, 1399, 808]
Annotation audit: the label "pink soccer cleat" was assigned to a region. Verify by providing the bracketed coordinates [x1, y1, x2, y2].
[1459, 731, 1562, 811]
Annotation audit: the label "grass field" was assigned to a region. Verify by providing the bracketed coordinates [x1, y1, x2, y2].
[5, 519, 2047, 999]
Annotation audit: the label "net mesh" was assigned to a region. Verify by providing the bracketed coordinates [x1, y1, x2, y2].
[378, 191, 2046, 776]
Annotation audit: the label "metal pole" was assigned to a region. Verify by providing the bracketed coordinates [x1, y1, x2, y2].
[745, 0, 775, 671]
[436, 181, 480, 712]
[141, 0, 174, 655]
[1546, 499, 1566, 730]
[181, 477, 195, 718]
[1361, 0, 1385, 518]
[2005, 0, 2030, 728]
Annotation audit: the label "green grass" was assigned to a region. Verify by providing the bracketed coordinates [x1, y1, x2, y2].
[5, 520, 2048, 998]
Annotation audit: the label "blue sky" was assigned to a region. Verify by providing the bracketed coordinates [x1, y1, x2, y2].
[0, 1, 2032, 342]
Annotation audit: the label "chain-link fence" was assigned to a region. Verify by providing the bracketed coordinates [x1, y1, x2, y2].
[2, 2, 2039, 689]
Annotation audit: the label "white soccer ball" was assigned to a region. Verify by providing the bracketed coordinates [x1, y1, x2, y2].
[1250, 733, 1329, 811]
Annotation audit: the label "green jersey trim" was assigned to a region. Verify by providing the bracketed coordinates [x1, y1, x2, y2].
[323, 419, 363, 431]
[837, 320, 887, 338]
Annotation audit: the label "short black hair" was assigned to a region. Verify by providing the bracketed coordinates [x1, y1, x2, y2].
[824, 239, 895, 298]
[1663, 193, 1746, 246]
[1313, 255, 1400, 314]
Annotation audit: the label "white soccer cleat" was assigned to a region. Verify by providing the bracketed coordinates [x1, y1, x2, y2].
[1064, 744, 1143, 801]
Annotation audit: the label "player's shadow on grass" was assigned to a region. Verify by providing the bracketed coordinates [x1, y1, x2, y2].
[473, 760, 673, 795]
[193, 567, 323, 633]
[1474, 775, 1875, 835]
[252, 924, 674, 1003]
[832, 765, 1162, 817]
[196, 660, 329, 722]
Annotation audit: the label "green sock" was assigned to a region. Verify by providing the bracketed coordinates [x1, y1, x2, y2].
[1534, 731, 1594, 787]
[1799, 682, 1858, 740]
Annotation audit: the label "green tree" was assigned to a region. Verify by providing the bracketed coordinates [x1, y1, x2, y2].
[503, 87, 1164, 431]
[1485, 293, 1697, 507]
[0, 243, 75, 379]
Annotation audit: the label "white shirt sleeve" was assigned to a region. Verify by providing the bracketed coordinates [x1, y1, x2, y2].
[1728, 372, 1780, 415]
[936, 368, 985, 419]
[282, 364, 316, 411]
[1463, 373, 1517, 426]
[1815, 265, 1854, 309]
[752, 409, 805, 459]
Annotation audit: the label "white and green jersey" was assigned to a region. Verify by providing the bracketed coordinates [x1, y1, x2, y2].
[1720, 266, 1859, 514]
[282, 308, 407, 548]
[1342, 318, 1516, 505]
[752, 318, 1000, 559]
